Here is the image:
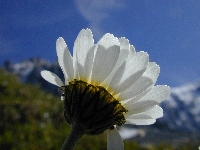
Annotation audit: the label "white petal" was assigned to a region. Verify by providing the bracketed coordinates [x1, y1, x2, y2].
[73, 29, 90, 79]
[121, 88, 152, 106]
[128, 105, 163, 119]
[125, 114, 157, 125]
[130, 45, 136, 54]
[118, 38, 131, 61]
[143, 62, 160, 84]
[139, 105, 163, 119]
[140, 85, 170, 103]
[102, 38, 130, 87]
[118, 76, 153, 101]
[119, 37, 130, 51]
[125, 114, 153, 120]
[41, 70, 63, 87]
[90, 45, 120, 85]
[107, 127, 124, 150]
[98, 33, 119, 49]
[56, 37, 74, 82]
[118, 62, 159, 101]
[122, 84, 170, 106]
[74, 29, 95, 81]
[90, 33, 120, 85]
[125, 118, 156, 125]
[127, 45, 136, 58]
[109, 52, 149, 94]
[125, 100, 158, 115]
[79, 45, 96, 83]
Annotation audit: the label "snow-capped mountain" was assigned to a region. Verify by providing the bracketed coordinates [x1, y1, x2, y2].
[3, 58, 64, 95]
[2, 58, 200, 134]
[160, 79, 200, 133]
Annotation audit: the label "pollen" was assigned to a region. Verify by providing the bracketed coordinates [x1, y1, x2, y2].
[59, 80, 128, 135]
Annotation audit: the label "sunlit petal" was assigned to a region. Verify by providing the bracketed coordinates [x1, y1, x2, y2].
[126, 105, 163, 119]
[143, 62, 160, 84]
[41, 70, 63, 87]
[140, 85, 170, 103]
[118, 77, 153, 101]
[56, 37, 74, 83]
[141, 105, 163, 118]
[97, 33, 119, 49]
[90, 45, 120, 85]
[125, 100, 158, 115]
[102, 38, 130, 87]
[125, 118, 156, 125]
[109, 52, 149, 94]
[74, 29, 95, 82]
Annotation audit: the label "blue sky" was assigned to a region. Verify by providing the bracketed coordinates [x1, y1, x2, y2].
[0, 0, 200, 87]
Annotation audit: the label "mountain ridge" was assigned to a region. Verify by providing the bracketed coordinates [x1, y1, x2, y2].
[3, 58, 200, 134]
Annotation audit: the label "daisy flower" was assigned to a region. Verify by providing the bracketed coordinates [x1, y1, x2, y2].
[41, 29, 170, 150]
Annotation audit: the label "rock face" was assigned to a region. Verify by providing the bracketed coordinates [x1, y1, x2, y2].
[3, 58, 200, 134]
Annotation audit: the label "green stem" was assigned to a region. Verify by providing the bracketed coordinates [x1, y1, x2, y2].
[61, 123, 85, 150]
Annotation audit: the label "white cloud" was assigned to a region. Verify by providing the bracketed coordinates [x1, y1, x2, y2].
[74, 0, 126, 39]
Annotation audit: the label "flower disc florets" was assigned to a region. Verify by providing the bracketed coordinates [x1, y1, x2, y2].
[59, 80, 127, 135]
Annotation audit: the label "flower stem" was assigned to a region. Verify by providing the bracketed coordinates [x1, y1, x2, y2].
[61, 123, 85, 150]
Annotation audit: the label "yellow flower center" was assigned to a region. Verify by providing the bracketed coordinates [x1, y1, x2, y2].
[59, 80, 127, 135]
